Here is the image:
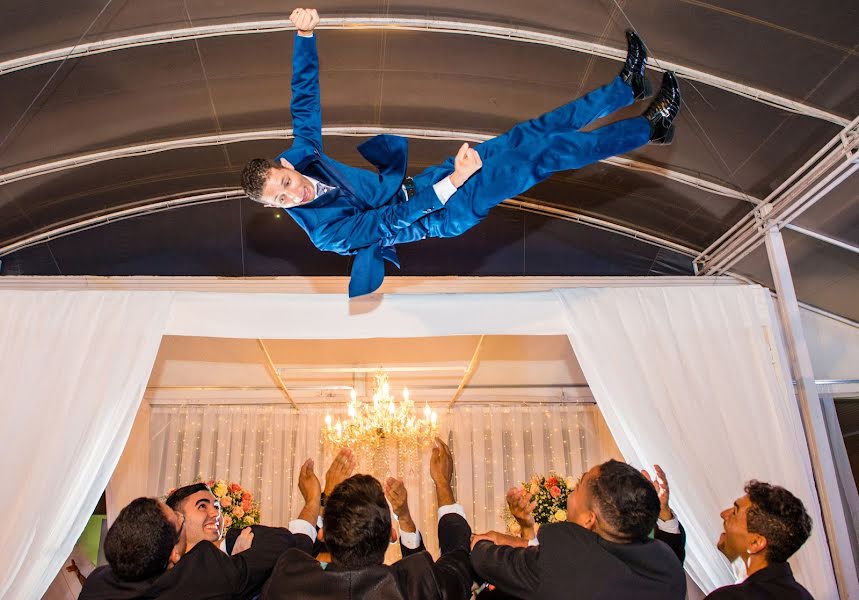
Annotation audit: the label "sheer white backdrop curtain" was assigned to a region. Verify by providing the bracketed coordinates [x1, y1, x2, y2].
[0, 291, 173, 600]
[147, 404, 621, 555]
[557, 286, 837, 599]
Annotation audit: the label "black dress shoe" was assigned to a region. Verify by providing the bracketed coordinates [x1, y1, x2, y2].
[620, 30, 651, 100]
[643, 71, 681, 144]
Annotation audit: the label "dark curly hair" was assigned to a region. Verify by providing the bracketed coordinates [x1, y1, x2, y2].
[745, 480, 812, 563]
[241, 158, 276, 202]
[104, 498, 180, 581]
[322, 474, 391, 568]
[588, 459, 660, 542]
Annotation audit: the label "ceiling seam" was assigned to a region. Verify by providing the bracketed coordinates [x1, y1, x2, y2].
[0, 126, 753, 200]
[0, 187, 699, 260]
[0, 18, 848, 126]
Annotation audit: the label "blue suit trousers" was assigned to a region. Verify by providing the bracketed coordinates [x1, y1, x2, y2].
[403, 76, 651, 241]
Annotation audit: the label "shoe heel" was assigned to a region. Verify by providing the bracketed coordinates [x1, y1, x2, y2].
[641, 77, 653, 100]
[659, 125, 675, 145]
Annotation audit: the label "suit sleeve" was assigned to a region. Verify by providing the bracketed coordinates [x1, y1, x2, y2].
[432, 514, 475, 600]
[311, 190, 444, 253]
[704, 586, 745, 599]
[399, 533, 426, 557]
[290, 34, 323, 152]
[230, 525, 311, 600]
[471, 540, 541, 599]
[655, 522, 686, 564]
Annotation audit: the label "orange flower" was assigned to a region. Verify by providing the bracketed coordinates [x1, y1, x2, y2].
[549, 485, 561, 498]
[229, 483, 242, 493]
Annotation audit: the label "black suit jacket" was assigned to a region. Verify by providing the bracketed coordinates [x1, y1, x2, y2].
[471, 521, 686, 600]
[80, 525, 313, 600]
[655, 522, 686, 563]
[704, 562, 814, 599]
[261, 513, 473, 600]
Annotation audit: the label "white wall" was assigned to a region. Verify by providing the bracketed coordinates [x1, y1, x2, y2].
[801, 308, 859, 381]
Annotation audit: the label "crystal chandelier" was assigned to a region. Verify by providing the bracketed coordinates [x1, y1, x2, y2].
[323, 370, 438, 476]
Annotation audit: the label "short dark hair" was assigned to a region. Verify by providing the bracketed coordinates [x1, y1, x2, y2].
[745, 480, 812, 563]
[104, 498, 179, 581]
[165, 483, 210, 511]
[589, 459, 660, 542]
[323, 475, 391, 568]
[241, 158, 276, 202]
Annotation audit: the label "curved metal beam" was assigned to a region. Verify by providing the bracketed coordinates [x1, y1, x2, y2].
[0, 126, 755, 202]
[0, 187, 698, 259]
[0, 17, 847, 126]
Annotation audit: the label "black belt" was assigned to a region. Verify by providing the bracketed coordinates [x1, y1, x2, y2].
[402, 177, 416, 199]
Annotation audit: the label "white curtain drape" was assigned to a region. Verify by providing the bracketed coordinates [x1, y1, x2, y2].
[557, 286, 837, 599]
[2, 283, 837, 598]
[0, 291, 173, 600]
[146, 404, 621, 554]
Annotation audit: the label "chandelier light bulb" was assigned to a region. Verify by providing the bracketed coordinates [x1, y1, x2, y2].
[322, 369, 438, 477]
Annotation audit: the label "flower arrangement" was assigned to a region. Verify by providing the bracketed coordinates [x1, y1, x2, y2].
[205, 479, 261, 530]
[504, 472, 576, 535]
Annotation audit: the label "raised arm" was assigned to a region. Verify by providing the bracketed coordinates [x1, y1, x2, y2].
[289, 8, 323, 152]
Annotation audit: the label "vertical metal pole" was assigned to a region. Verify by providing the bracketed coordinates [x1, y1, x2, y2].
[764, 223, 859, 598]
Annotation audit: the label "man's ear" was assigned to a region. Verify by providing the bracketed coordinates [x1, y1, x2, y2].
[279, 157, 294, 169]
[748, 534, 768, 556]
[580, 509, 598, 531]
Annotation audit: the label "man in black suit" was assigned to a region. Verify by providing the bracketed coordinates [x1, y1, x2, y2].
[470, 459, 686, 600]
[705, 480, 813, 599]
[261, 437, 473, 599]
[80, 459, 322, 600]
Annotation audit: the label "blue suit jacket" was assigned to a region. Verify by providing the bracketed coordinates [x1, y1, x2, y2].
[277, 35, 449, 297]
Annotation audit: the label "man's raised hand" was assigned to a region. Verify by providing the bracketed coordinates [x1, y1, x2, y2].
[324, 448, 355, 496]
[430, 436, 456, 507]
[506, 487, 536, 527]
[384, 476, 417, 533]
[641, 464, 673, 521]
[230, 527, 254, 555]
[298, 458, 322, 503]
[449, 143, 483, 188]
[290, 8, 320, 35]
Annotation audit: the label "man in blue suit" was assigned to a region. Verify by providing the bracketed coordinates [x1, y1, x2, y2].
[241, 8, 682, 297]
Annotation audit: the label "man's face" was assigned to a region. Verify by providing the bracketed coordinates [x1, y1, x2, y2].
[158, 501, 187, 562]
[260, 158, 316, 208]
[177, 490, 222, 549]
[566, 465, 599, 529]
[718, 494, 760, 561]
